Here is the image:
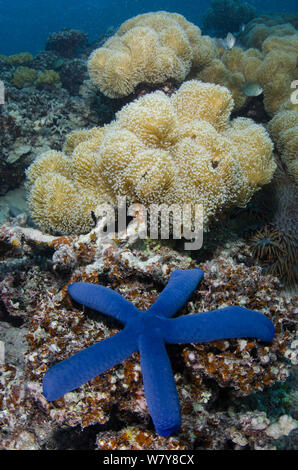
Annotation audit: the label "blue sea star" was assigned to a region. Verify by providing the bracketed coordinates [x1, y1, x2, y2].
[43, 268, 275, 437]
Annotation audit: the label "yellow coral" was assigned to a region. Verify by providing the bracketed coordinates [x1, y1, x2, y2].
[223, 117, 275, 187]
[115, 91, 179, 149]
[27, 80, 275, 235]
[196, 28, 298, 117]
[88, 11, 217, 98]
[28, 173, 96, 234]
[72, 138, 108, 199]
[242, 18, 297, 49]
[195, 48, 255, 112]
[25, 151, 73, 188]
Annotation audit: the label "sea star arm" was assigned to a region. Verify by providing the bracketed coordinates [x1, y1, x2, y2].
[43, 328, 138, 401]
[164, 306, 275, 344]
[68, 282, 139, 324]
[138, 331, 181, 437]
[147, 268, 204, 318]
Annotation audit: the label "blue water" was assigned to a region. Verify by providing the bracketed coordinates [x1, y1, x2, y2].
[0, 0, 297, 55]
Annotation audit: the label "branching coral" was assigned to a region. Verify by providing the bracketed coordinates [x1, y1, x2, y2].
[88, 11, 218, 98]
[26, 80, 275, 236]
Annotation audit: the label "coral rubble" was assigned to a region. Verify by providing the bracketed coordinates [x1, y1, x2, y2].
[0, 220, 296, 449]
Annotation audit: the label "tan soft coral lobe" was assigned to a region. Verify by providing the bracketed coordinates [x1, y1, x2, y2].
[28, 174, 96, 235]
[27, 80, 276, 235]
[25, 151, 73, 189]
[88, 11, 217, 98]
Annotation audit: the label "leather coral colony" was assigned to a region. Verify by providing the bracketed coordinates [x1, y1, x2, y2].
[43, 269, 275, 437]
[26, 80, 276, 235]
[88, 11, 218, 98]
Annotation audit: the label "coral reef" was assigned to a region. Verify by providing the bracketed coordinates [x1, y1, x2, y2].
[35, 70, 62, 89]
[1, 52, 33, 66]
[88, 11, 218, 98]
[196, 13, 298, 117]
[0, 219, 296, 449]
[1, 9, 297, 451]
[11, 67, 61, 90]
[0, 27, 121, 198]
[242, 14, 298, 49]
[250, 225, 297, 288]
[43, 269, 274, 437]
[26, 80, 275, 235]
[247, 162, 298, 289]
[46, 29, 88, 58]
[57, 59, 88, 95]
[202, 0, 256, 37]
[31, 51, 58, 71]
[12, 66, 38, 89]
[196, 31, 298, 116]
[0, 73, 112, 197]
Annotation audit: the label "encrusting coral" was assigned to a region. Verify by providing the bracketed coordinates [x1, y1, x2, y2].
[11, 66, 62, 90]
[26, 80, 276, 235]
[88, 11, 218, 98]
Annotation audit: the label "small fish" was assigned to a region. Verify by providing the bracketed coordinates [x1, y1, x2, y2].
[243, 81, 264, 97]
[216, 32, 236, 50]
[224, 32, 236, 49]
[239, 23, 246, 34]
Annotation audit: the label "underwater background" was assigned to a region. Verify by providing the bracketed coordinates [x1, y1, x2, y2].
[0, 0, 297, 55]
[0, 0, 297, 451]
